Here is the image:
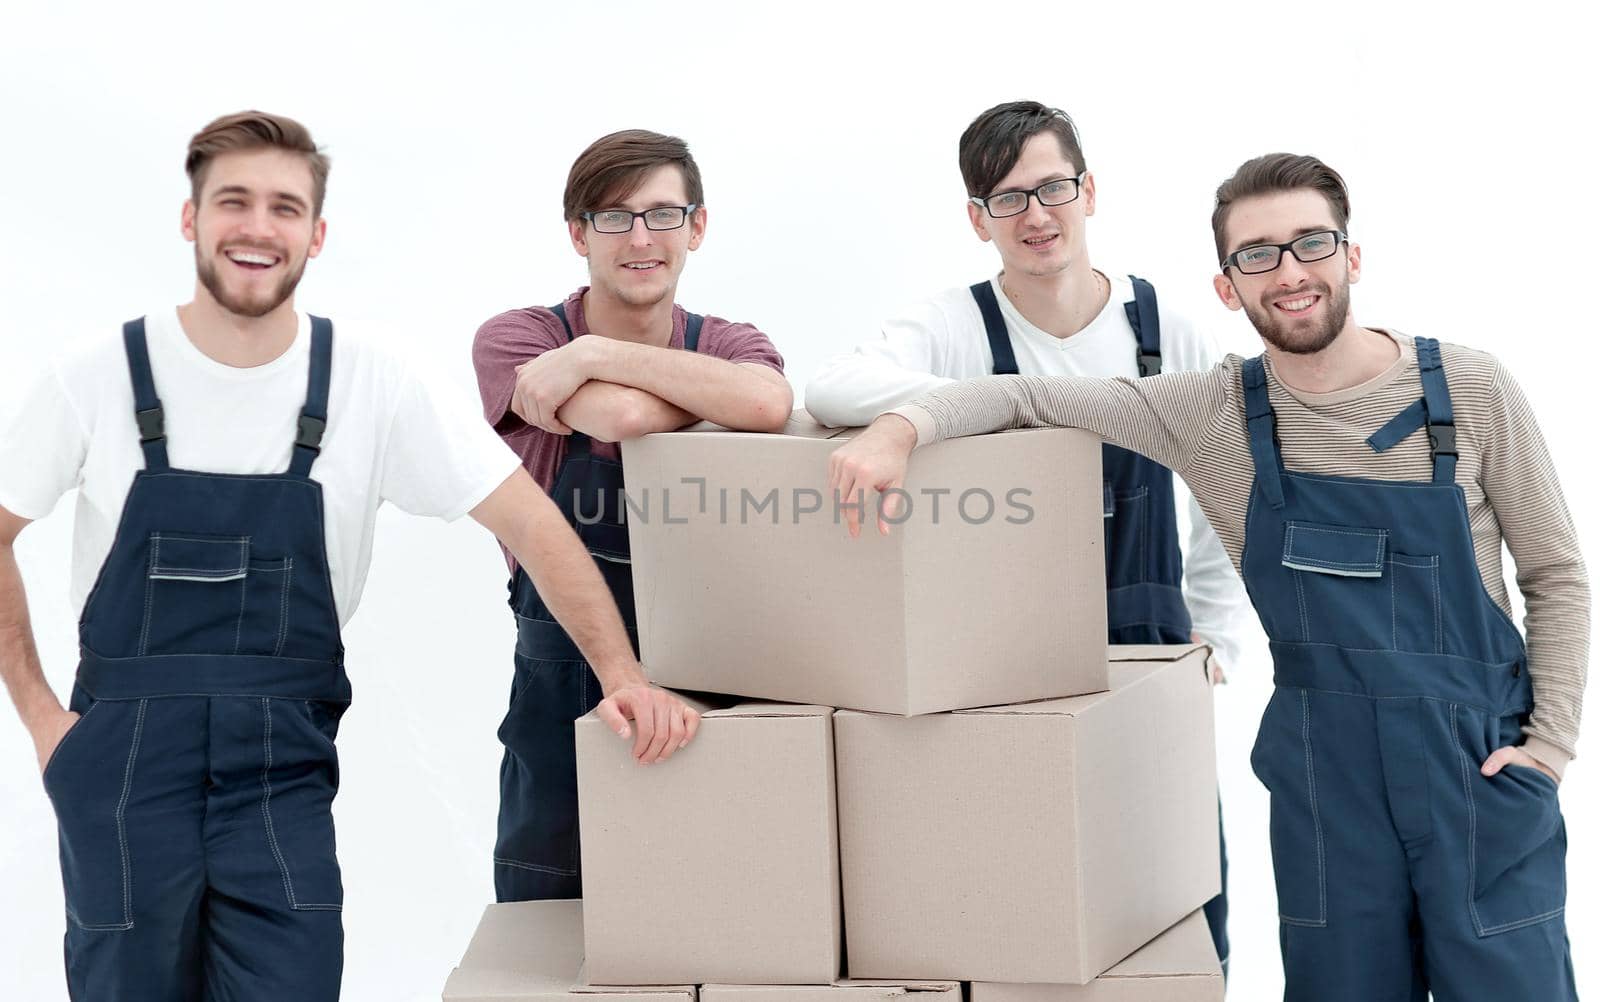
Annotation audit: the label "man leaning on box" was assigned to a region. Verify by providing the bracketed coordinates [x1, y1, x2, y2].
[828, 152, 1585, 1001]
[472, 129, 793, 903]
[805, 100, 1250, 979]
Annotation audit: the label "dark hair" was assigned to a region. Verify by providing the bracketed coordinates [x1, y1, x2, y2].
[958, 101, 1087, 199]
[1212, 153, 1351, 262]
[186, 111, 330, 217]
[563, 129, 704, 221]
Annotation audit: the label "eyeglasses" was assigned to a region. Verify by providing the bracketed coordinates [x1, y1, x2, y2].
[581, 204, 698, 234]
[970, 175, 1086, 218]
[1221, 229, 1347, 275]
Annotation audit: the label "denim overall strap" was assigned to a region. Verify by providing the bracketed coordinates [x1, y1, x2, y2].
[287, 316, 333, 478]
[1415, 337, 1458, 485]
[1124, 275, 1163, 376]
[969, 281, 1020, 375]
[122, 318, 169, 472]
[1242, 355, 1286, 509]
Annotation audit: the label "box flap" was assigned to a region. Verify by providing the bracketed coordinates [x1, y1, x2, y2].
[703, 702, 834, 720]
[445, 901, 691, 1001]
[1094, 911, 1221, 979]
[660, 409, 842, 439]
[1108, 643, 1207, 663]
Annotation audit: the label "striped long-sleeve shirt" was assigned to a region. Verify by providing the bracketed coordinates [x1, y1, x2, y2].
[890, 330, 1588, 775]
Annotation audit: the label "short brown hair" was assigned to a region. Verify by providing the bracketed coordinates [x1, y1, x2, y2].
[1212, 153, 1350, 263]
[563, 130, 704, 222]
[186, 111, 331, 217]
[958, 101, 1087, 199]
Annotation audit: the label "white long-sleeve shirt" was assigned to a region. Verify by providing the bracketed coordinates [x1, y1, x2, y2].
[806, 273, 1254, 668]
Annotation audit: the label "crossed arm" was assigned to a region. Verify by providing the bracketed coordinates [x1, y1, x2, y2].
[510, 335, 792, 440]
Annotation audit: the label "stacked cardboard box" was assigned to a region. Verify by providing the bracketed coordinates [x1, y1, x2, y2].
[444, 418, 1224, 1001]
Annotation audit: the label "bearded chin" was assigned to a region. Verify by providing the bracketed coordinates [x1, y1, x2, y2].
[196, 252, 305, 319]
[1248, 280, 1350, 356]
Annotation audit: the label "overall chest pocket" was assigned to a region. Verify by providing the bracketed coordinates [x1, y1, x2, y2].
[140, 533, 293, 657]
[1102, 481, 1150, 588]
[1281, 521, 1440, 653]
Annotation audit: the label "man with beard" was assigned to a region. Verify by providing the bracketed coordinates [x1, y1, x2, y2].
[0, 111, 698, 1001]
[825, 153, 1584, 1000]
[806, 102, 1248, 974]
[471, 130, 790, 902]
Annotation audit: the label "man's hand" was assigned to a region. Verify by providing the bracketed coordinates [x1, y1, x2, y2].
[827, 414, 918, 538]
[511, 340, 595, 435]
[32, 705, 80, 776]
[1194, 634, 1227, 685]
[594, 682, 702, 765]
[1481, 745, 1560, 785]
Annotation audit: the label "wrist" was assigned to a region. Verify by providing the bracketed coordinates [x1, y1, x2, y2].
[592, 659, 649, 696]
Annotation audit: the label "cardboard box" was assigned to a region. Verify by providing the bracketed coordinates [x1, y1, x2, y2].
[621, 413, 1107, 715]
[835, 646, 1219, 983]
[970, 911, 1223, 1001]
[576, 701, 841, 984]
[442, 899, 695, 1002]
[701, 982, 960, 1002]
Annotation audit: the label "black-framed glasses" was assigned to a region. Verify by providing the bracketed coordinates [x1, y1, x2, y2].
[1221, 229, 1347, 275]
[581, 204, 698, 234]
[970, 174, 1085, 218]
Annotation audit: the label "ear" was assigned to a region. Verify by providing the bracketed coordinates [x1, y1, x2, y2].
[1080, 171, 1096, 218]
[1213, 271, 1243, 311]
[181, 200, 197, 243]
[569, 218, 590, 258]
[307, 217, 327, 260]
[687, 204, 707, 251]
[966, 200, 992, 243]
[1346, 240, 1361, 285]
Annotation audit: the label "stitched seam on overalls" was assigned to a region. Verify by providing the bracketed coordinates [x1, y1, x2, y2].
[261, 698, 299, 909]
[1294, 572, 1309, 643]
[1281, 689, 1328, 927]
[1454, 709, 1565, 936]
[274, 558, 294, 657]
[139, 539, 158, 656]
[493, 856, 579, 876]
[233, 567, 247, 655]
[74, 699, 145, 931]
[260, 697, 342, 912]
[1432, 557, 1442, 655]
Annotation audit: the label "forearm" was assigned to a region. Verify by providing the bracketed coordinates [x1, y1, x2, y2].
[557, 381, 697, 443]
[805, 353, 956, 428]
[583, 338, 791, 432]
[0, 541, 60, 733]
[471, 474, 645, 693]
[1181, 494, 1251, 669]
[889, 371, 1213, 473]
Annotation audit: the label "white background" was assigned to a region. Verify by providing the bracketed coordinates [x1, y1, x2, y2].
[1, 2, 1594, 999]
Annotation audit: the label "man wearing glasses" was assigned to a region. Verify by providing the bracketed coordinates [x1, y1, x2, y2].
[826, 153, 1584, 1001]
[472, 129, 791, 902]
[805, 100, 1248, 976]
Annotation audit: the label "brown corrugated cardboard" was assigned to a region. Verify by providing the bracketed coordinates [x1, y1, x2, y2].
[700, 981, 960, 1002]
[969, 911, 1222, 1001]
[620, 414, 1107, 715]
[576, 702, 841, 984]
[441, 899, 695, 1002]
[835, 646, 1219, 984]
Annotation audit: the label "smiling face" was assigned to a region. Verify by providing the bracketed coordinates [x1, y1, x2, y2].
[1214, 188, 1361, 355]
[967, 132, 1095, 280]
[569, 164, 704, 309]
[182, 148, 325, 319]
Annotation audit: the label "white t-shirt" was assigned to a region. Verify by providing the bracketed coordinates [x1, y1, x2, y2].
[0, 308, 519, 627]
[805, 272, 1253, 667]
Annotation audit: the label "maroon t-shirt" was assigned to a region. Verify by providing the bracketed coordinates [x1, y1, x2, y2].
[472, 287, 786, 560]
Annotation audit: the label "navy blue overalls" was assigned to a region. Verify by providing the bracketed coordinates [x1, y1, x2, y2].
[42, 318, 349, 1000]
[973, 277, 1229, 973]
[1240, 340, 1575, 1001]
[494, 304, 704, 902]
